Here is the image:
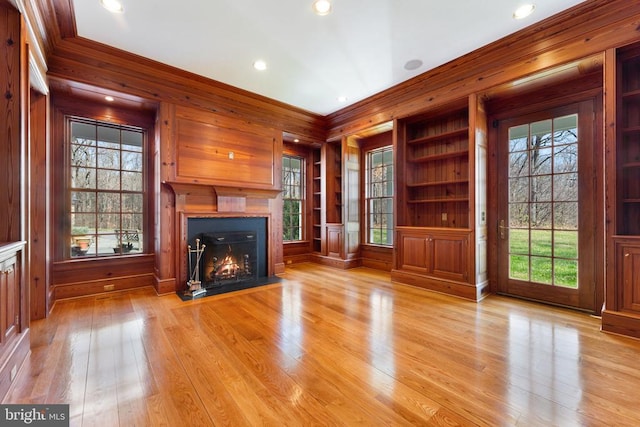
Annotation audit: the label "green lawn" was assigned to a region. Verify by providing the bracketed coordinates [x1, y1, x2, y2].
[370, 228, 392, 245]
[509, 228, 578, 288]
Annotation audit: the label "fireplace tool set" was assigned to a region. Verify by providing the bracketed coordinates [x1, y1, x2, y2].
[186, 238, 207, 298]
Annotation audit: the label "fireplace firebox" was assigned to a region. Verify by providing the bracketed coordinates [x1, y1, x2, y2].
[201, 231, 258, 285]
[181, 217, 275, 299]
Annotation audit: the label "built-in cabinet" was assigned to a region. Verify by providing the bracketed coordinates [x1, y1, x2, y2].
[0, 243, 29, 400]
[315, 141, 346, 264]
[0, 243, 26, 361]
[603, 43, 640, 337]
[392, 96, 488, 301]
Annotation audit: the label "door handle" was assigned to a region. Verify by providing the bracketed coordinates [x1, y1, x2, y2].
[499, 220, 508, 240]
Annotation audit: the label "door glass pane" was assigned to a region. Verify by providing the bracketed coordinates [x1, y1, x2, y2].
[507, 114, 579, 288]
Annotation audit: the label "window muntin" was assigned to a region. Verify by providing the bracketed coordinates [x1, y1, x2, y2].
[507, 114, 579, 288]
[366, 146, 393, 246]
[282, 155, 305, 242]
[69, 118, 145, 258]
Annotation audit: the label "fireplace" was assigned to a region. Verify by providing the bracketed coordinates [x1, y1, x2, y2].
[200, 231, 257, 285]
[181, 216, 275, 298]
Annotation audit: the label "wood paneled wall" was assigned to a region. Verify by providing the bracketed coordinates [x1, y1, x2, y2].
[28, 90, 49, 319]
[12, 0, 640, 316]
[170, 106, 280, 189]
[0, 1, 25, 243]
[159, 105, 285, 293]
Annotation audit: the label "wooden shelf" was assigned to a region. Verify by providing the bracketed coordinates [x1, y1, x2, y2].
[408, 198, 469, 204]
[409, 150, 468, 163]
[621, 162, 640, 168]
[407, 179, 469, 188]
[407, 127, 469, 145]
[622, 89, 640, 98]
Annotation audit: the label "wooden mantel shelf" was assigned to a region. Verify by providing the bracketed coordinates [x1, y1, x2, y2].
[163, 181, 281, 199]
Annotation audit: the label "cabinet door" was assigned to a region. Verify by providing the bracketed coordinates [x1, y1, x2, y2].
[621, 245, 640, 312]
[326, 224, 343, 258]
[430, 232, 469, 282]
[0, 255, 19, 347]
[398, 232, 430, 273]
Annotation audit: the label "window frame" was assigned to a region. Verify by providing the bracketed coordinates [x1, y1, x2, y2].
[282, 154, 306, 242]
[364, 145, 394, 247]
[66, 116, 147, 259]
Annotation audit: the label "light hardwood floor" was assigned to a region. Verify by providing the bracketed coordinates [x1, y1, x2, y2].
[5, 263, 640, 426]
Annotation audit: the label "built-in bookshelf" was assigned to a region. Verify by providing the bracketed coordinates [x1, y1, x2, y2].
[325, 142, 342, 224]
[392, 97, 488, 302]
[398, 105, 470, 228]
[618, 46, 640, 235]
[603, 42, 640, 338]
[312, 148, 322, 253]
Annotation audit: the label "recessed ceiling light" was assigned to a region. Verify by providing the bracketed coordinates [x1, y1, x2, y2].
[253, 60, 267, 71]
[312, 0, 332, 16]
[404, 59, 423, 71]
[513, 4, 535, 19]
[100, 0, 124, 14]
[337, 95, 348, 103]
[294, 138, 300, 143]
[104, 96, 115, 102]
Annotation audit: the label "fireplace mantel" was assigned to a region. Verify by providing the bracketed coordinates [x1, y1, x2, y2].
[164, 181, 281, 199]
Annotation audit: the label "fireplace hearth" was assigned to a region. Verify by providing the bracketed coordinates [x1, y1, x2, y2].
[179, 217, 278, 300]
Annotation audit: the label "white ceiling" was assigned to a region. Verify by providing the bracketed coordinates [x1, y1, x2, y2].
[72, 0, 585, 116]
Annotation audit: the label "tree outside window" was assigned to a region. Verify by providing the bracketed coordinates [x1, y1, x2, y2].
[366, 146, 393, 246]
[282, 155, 305, 242]
[68, 118, 145, 258]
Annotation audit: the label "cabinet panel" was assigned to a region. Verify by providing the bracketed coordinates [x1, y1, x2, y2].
[621, 245, 640, 312]
[326, 225, 343, 258]
[0, 242, 25, 372]
[396, 228, 470, 282]
[398, 234, 429, 273]
[0, 255, 19, 344]
[432, 234, 468, 282]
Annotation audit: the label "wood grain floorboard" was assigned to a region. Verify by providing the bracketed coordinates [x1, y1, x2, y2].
[4, 263, 640, 426]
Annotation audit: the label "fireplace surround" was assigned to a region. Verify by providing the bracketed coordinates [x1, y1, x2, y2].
[180, 216, 277, 298]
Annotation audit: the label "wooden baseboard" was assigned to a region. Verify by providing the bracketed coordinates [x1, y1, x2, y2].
[391, 269, 486, 302]
[154, 276, 178, 295]
[53, 274, 154, 300]
[310, 254, 362, 269]
[601, 310, 640, 339]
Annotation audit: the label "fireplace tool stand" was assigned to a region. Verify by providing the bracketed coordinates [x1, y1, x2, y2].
[186, 238, 207, 298]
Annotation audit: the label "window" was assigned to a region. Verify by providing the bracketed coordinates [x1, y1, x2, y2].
[68, 118, 145, 258]
[282, 155, 305, 241]
[366, 146, 393, 245]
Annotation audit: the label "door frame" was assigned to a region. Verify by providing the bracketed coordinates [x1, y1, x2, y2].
[487, 88, 604, 313]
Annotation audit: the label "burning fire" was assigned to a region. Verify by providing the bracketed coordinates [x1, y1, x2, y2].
[214, 245, 240, 278]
